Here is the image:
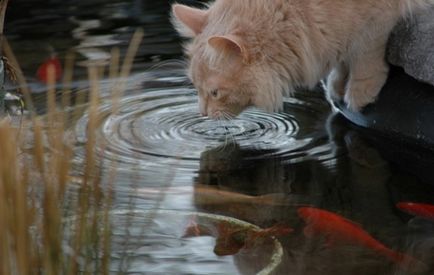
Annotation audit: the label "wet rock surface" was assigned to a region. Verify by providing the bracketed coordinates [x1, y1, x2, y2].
[387, 7, 434, 86]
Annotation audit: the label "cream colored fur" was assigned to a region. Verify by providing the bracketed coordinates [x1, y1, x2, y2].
[171, 0, 432, 118]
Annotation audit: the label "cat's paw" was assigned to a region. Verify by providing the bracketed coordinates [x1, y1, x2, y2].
[344, 81, 382, 112]
[344, 45, 389, 112]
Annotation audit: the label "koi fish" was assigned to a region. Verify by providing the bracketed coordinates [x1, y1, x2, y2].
[36, 56, 62, 84]
[214, 223, 292, 256]
[193, 187, 292, 206]
[297, 207, 425, 270]
[396, 202, 434, 221]
[183, 218, 292, 256]
[136, 184, 293, 206]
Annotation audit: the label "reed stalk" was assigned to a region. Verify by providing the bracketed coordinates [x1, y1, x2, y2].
[0, 28, 144, 274]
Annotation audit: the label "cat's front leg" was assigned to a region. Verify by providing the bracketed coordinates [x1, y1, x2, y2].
[325, 62, 349, 103]
[345, 44, 389, 112]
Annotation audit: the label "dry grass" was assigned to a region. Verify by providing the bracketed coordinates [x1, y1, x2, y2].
[0, 29, 144, 274]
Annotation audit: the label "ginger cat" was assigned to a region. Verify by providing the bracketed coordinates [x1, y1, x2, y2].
[171, 0, 431, 118]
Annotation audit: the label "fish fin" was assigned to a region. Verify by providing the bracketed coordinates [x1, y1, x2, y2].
[393, 252, 429, 273]
[303, 224, 317, 238]
[182, 216, 201, 237]
[303, 225, 337, 248]
[183, 225, 200, 238]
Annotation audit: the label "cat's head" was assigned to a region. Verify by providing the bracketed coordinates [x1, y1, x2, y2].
[171, 3, 285, 119]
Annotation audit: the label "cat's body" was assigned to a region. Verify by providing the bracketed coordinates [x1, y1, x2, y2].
[172, 0, 432, 118]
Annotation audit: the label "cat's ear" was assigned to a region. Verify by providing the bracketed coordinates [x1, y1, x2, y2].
[208, 35, 250, 64]
[171, 4, 208, 37]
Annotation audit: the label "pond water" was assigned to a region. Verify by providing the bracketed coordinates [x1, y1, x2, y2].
[5, 0, 434, 274]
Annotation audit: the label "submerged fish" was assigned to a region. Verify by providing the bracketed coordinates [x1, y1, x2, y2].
[193, 186, 292, 206]
[297, 207, 425, 270]
[183, 217, 293, 256]
[215, 222, 293, 256]
[36, 56, 62, 84]
[137, 184, 293, 206]
[396, 202, 434, 221]
[182, 216, 214, 238]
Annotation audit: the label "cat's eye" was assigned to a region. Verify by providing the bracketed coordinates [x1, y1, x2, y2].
[210, 89, 219, 98]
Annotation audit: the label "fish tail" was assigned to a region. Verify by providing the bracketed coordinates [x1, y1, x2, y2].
[381, 249, 429, 272]
[379, 248, 408, 264]
[384, 250, 409, 264]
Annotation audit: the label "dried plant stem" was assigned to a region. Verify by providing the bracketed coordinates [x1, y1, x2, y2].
[0, 0, 8, 35]
[111, 28, 144, 114]
[109, 47, 120, 81]
[84, 66, 100, 185]
[0, 25, 147, 274]
[0, 123, 14, 275]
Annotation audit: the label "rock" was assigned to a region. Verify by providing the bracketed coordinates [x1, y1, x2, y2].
[387, 7, 434, 86]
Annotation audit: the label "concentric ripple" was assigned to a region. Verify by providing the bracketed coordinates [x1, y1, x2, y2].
[73, 84, 333, 185]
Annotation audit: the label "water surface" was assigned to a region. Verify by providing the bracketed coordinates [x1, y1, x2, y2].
[5, 1, 434, 274]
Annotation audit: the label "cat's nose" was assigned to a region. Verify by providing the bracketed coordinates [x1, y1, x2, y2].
[200, 108, 208, 116]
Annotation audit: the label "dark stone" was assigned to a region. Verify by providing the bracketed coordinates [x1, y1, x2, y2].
[334, 66, 434, 182]
[387, 7, 434, 86]
[334, 66, 434, 150]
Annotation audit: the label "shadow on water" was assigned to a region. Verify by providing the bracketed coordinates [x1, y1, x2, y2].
[4, 0, 434, 274]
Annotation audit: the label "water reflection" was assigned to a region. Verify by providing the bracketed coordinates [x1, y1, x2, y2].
[64, 65, 434, 274]
[65, 210, 281, 274]
[190, 113, 434, 274]
[71, 80, 333, 189]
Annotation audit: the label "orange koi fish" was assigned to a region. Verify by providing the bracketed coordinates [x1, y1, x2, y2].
[36, 56, 62, 84]
[396, 202, 434, 221]
[297, 207, 424, 269]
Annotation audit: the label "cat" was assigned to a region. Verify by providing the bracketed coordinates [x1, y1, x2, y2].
[171, 0, 432, 118]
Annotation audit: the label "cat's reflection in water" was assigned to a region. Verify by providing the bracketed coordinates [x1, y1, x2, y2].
[193, 142, 330, 275]
[193, 113, 395, 226]
[191, 113, 434, 274]
[193, 141, 332, 225]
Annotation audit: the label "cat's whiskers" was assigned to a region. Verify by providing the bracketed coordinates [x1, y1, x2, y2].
[148, 59, 188, 71]
[224, 110, 252, 144]
[220, 111, 238, 149]
[215, 116, 230, 152]
[146, 59, 192, 86]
